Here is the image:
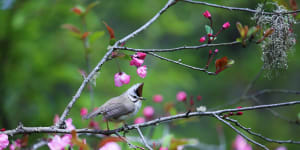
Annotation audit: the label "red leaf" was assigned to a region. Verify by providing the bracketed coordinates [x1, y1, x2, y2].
[20, 134, 29, 147]
[61, 24, 81, 34]
[72, 7, 82, 15]
[81, 32, 90, 40]
[290, 0, 298, 11]
[215, 56, 229, 74]
[103, 22, 115, 40]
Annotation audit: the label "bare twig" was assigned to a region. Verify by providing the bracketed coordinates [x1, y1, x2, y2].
[136, 126, 153, 150]
[3, 101, 300, 136]
[225, 117, 300, 144]
[181, 0, 300, 15]
[213, 114, 269, 150]
[253, 89, 300, 97]
[114, 41, 240, 52]
[148, 52, 216, 75]
[250, 96, 300, 125]
[115, 132, 145, 150]
[242, 66, 263, 96]
[119, 0, 177, 44]
[31, 140, 48, 150]
[56, 0, 177, 127]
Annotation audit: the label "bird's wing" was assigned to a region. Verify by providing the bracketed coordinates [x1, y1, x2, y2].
[82, 107, 102, 120]
[102, 102, 134, 120]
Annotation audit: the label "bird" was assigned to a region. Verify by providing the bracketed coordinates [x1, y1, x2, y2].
[83, 83, 145, 129]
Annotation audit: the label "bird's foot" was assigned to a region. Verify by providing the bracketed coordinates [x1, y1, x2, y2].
[122, 123, 129, 137]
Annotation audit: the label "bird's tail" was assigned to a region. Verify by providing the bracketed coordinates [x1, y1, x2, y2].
[82, 109, 102, 120]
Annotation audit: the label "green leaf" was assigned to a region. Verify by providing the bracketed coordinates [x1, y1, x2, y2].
[68, 32, 82, 39]
[298, 112, 300, 120]
[247, 26, 258, 37]
[89, 31, 104, 44]
[205, 25, 213, 34]
[162, 134, 173, 148]
[236, 38, 242, 42]
[169, 107, 177, 116]
[85, 1, 100, 15]
[109, 38, 116, 45]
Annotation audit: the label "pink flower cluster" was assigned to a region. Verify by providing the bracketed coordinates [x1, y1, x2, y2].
[0, 134, 9, 150]
[130, 52, 148, 78]
[114, 52, 147, 87]
[114, 72, 131, 87]
[199, 10, 230, 43]
[48, 134, 72, 150]
[233, 135, 252, 150]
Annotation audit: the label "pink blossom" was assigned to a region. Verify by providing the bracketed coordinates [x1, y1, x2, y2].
[199, 36, 206, 43]
[203, 10, 211, 19]
[143, 106, 154, 118]
[134, 117, 146, 124]
[80, 108, 88, 116]
[197, 95, 202, 101]
[222, 22, 230, 29]
[159, 147, 168, 150]
[276, 146, 287, 150]
[130, 57, 144, 67]
[233, 135, 252, 150]
[0, 134, 9, 150]
[88, 120, 100, 130]
[9, 139, 21, 150]
[214, 49, 219, 53]
[53, 114, 59, 124]
[9, 144, 15, 150]
[65, 118, 75, 131]
[99, 142, 121, 150]
[137, 65, 147, 78]
[153, 94, 163, 103]
[176, 91, 187, 102]
[48, 135, 71, 150]
[114, 72, 131, 87]
[136, 52, 147, 60]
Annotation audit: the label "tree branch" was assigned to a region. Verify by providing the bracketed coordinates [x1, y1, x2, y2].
[114, 41, 240, 52]
[3, 101, 300, 136]
[225, 117, 300, 144]
[213, 114, 269, 150]
[56, 0, 177, 128]
[148, 52, 216, 75]
[181, 0, 300, 15]
[136, 126, 153, 150]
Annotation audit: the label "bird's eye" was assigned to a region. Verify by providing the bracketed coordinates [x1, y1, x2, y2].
[133, 95, 137, 98]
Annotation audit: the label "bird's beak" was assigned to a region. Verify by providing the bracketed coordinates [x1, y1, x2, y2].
[139, 97, 146, 101]
[137, 83, 144, 97]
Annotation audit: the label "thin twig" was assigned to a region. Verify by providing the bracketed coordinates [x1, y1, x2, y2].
[115, 132, 145, 150]
[136, 126, 153, 150]
[148, 52, 216, 75]
[56, 0, 177, 127]
[182, 0, 300, 15]
[250, 96, 300, 125]
[31, 139, 48, 150]
[3, 101, 300, 136]
[225, 117, 300, 144]
[253, 89, 300, 97]
[213, 114, 269, 150]
[242, 66, 263, 96]
[114, 41, 240, 52]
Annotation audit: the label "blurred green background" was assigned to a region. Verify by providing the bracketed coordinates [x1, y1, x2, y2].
[1, 0, 300, 149]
